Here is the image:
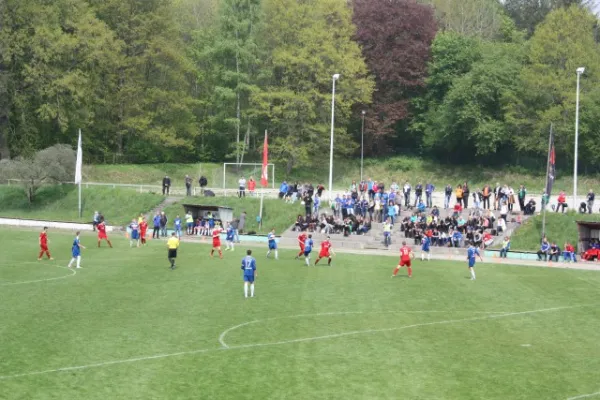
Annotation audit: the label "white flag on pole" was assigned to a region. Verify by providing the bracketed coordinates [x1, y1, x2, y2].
[75, 130, 82, 184]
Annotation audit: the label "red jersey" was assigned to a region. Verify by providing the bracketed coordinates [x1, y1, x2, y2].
[400, 246, 412, 261]
[39, 232, 48, 246]
[558, 192, 566, 203]
[97, 222, 106, 234]
[298, 233, 307, 246]
[320, 241, 332, 253]
[139, 221, 148, 233]
[248, 180, 256, 191]
[212, 228, 222, 239]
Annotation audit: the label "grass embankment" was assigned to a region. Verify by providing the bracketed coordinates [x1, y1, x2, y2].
[83, 157, 600, 193]
[510, 212, 600, 251]
[0, 185, 164, 225]
[160, 196, 303, 234]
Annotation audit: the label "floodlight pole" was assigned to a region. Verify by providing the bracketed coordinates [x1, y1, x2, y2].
[328, 74, 340, 201]
[360, 110, 366, 183]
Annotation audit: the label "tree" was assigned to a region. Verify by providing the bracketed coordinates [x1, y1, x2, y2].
[424, 0, 505, 40]
[252, 0, 374, 173]
[352, 0, 437, 154]
[507, 6, 600, 169]
[0, 145, 75, 203]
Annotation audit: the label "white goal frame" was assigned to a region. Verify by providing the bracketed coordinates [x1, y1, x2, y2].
[223, 163, 275, 189]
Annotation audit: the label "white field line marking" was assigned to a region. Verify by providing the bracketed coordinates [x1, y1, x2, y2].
[220, 305, 582, 349]
[0, 261, 76, 286]
[0, 304, 587, 381]
[568, 391, 600, 400]
[218, 310, 510, 349]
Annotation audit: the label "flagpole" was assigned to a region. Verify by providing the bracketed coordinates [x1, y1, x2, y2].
[542, 123, 553, 238]
[78, 129, 82, 218]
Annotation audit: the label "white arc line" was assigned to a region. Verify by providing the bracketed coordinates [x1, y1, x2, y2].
[568, 391, 600, 400]
[0, 304, 586, 381]
[0, 263, 76, 286]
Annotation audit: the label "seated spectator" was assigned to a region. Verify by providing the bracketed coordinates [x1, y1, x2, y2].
[524, 199, 536, 215]
[549, 242, 560, 261]
[483, 231, 494, 248]
[579, 202, 587, 214]
[451, 230, 463, 248]
[431, 206, 440, 218]
[537, 239, 550, 261]
[563, 242, 577, 262]
[279, 181, 288, 199]
[417, 200, 426, 213]
[497, 217, 506, 234]
[499, 236, 510, 257]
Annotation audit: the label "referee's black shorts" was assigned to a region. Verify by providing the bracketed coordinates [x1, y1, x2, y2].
[168, 249, 177, 258]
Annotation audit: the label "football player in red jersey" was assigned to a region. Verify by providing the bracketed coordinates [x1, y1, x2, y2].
[314, 236, 334, 266]
[139, 218, 148, 245]
[38, 227, 53, 260]
[210, 225, 223, 259]
[97, 220, 113, 248]
[295, 232, 307, 260]
[392, 241, 413, 278]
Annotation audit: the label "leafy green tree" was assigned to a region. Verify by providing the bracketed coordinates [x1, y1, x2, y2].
[252, 0, 373, 174]
[507, 6, 600, 168]
[0, 145, 75, 203]
[424, 0, 506, 40]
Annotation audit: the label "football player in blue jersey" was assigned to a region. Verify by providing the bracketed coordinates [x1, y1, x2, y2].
[225, 223, 235, 251]
[467, 242, 483, 280]
[241, 250, 257, 298]
[303, 234, 314, 266]
[421, 235, 431, 261]
[266, 228, 278, 260]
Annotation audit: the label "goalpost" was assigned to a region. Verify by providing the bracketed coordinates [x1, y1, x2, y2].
[222, 163, 275, 189]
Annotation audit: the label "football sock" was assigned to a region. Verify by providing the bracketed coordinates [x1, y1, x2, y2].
[275, 250, 279, 260]
[421, 253, 424, 261]
[219, 250, 223, 258]
[244, 282, 248, 298]
[98, 240, 101, 248]
[68, 258, 75, 268]
[76, 256, 81, 268]
[305, 256, 310, 266]
[315, 258, 320, 265]
[427, 253, 431, 261]
[266, 250, 270, 258]
[470, 269, 476, 279]
[393, 267, 400, 276]
[250, 283, 255, 297]
[407, 267, 412, 277]
[327, 257, 331, 266]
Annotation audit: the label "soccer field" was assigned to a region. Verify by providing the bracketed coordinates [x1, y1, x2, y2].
[1, 228, 600, 400]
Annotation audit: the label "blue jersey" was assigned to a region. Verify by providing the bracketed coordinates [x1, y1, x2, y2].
[174, 218, 182, 229]
[421, 236, 430, 251]
[226, 227, 234, 241]
[304, 239, 314, 253]
[72, 237, 81, 257]
[241, 256, 256, 282]
[268, 232, 277, 249]
[467, 246, 480, 267]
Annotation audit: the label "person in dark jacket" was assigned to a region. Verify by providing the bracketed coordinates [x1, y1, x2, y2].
[152, 212, 161, 239]
[162, 176, 171, 195]
[199, 176, 208, 194]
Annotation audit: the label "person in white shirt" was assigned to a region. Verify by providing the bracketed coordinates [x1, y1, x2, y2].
[238, 176, 246, 198]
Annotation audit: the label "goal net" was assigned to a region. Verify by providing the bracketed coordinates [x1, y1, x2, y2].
[222, 163, 275, 189]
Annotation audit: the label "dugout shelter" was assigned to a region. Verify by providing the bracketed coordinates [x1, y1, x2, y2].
[576, 221, 600, 252]
[182, 204, 234, 224]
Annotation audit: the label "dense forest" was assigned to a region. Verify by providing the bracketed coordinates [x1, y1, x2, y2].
[0, 0, 599, 172]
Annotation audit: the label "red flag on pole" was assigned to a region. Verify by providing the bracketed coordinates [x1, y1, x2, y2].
[260, 130, 268, 187]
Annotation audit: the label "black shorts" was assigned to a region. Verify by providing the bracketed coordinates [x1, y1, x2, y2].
[168, 249, 177, 259]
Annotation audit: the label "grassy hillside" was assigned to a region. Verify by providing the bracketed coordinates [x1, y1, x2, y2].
[510, 212, 600, 251]
[83, 157, 600, 194]
[160, 196, 303, 234]
[0, 185, 164, 225]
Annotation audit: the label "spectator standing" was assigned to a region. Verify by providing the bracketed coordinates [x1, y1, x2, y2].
[317, 184, 325, 198]
[556, 191, 567, 213]
[185, 211, 194, 235]
[414, 182, 423, 207]
[199, 175, 208, 194]
[541, 191, 549, 210]
[518, 185, 527, 212]
[160, 212, 168, 237]
[425, 182, 435, 208]
[455, 185, 464, 207]
[152, 212, 161, 239]
[231, 218, 240, 243]
[507, 187, 515, 212]
[403, 181, 411, 207]
[482, 185, 491, 210]
[303, 193, 312, 217]
[162, 175, 171, 195]
[444, 184, 452, 209]
[238, 176, 246, 198]
[493, 182, 501, 210]
[462, 182, 470, 208]
[185, 175, 192, 196]
[239, 211, 246, 234]
[248, 176, 256, 196]
[367, 178, 374, 199]
[93, 211, 100, 232]
[587, 189, 595, 214]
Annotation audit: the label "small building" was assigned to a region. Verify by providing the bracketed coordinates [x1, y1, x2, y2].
[576, 221, 600, 252]
[182, 204, 234, 224]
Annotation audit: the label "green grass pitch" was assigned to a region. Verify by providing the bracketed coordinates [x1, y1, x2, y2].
[1, 228, 600, 400]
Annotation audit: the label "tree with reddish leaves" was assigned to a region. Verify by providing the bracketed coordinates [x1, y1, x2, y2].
[353, 0, 437, 154]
